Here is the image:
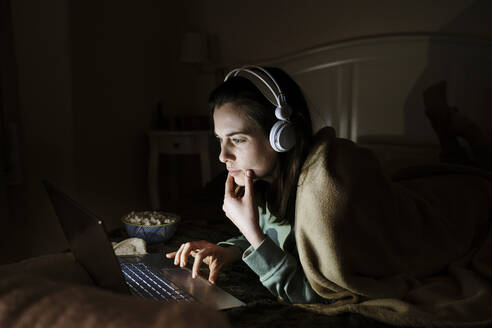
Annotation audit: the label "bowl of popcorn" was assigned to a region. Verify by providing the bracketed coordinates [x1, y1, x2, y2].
[122, 211, 180, 244]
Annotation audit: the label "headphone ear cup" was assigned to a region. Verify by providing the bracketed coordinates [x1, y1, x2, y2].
[269, 120, 296, 152]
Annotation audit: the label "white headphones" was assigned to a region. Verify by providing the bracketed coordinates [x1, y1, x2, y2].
[224, 65, 296, 152]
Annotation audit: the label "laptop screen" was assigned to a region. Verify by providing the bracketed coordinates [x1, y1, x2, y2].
[44, 181, 129, 294]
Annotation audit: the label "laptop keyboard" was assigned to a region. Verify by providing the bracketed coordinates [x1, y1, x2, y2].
[121, 262, 195, 303]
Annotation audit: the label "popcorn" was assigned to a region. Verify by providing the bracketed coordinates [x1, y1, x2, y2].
[123, 211, 177, 226]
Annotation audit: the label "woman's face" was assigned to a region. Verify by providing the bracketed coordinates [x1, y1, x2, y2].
[213, 102, 278, 186]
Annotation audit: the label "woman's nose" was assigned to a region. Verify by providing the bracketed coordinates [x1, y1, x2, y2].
[219, 145, 234, 163]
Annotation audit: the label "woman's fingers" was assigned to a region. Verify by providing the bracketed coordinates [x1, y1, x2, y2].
[167, 241, 229, 283]
[208, 259, 222, 284]
[173, 242, 193, 267]
[167, 240, 209, 267]
[165, 251, 176, 259]
[192, 249, 207, 279]
[224, 173, 235, 198]
[181, 242, 196, 268]
[192, 248, 223, 283]
[244, 169, 254, 201]
[174, 244, 185, 265]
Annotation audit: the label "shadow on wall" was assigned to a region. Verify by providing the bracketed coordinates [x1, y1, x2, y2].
[403, 0, 492, 142]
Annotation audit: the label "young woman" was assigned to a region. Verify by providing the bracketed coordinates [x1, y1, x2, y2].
[166, 66, 492, 309]
[165, 66, 326, 303]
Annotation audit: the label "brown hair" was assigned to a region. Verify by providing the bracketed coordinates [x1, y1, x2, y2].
[208, 67, 313, 224]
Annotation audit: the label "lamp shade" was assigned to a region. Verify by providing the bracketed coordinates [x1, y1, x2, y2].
[180, 32, 208, 63]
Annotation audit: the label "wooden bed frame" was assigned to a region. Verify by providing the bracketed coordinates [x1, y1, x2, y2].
[253, 33, 492, 147]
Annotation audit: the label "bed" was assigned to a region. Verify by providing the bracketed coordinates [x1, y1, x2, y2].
[258, 33, 492, 144]
[2, 33, 492, 328]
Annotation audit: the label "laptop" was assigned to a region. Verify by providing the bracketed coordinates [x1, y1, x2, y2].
[43, 181, 245, 310]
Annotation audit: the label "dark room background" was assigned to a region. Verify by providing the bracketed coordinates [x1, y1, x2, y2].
[1, 0, 491, 264]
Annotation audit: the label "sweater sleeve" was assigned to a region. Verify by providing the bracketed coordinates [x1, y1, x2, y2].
[217, 235, 251, 253]
[242, 237, 326, 304]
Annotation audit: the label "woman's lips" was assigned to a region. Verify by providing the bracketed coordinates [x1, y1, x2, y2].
[228, 170, 242, 177]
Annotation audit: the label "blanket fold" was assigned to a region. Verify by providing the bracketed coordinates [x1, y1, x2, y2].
[0, 253, 229, 328]
[295, 127, 492, 327]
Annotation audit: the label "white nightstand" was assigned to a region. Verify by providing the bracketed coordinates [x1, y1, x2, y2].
[148, 130, 215, 210]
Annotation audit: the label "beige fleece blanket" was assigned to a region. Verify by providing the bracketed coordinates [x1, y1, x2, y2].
[0, 253, 229, 328]
[295, 127, 492, 327]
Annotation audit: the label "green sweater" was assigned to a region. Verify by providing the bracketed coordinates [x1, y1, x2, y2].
[218, 204, 325, 304]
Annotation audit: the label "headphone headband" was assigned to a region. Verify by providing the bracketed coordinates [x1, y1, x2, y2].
[224, 66, 287, 110]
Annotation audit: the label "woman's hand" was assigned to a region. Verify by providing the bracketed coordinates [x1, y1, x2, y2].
[165, 241, 241, 284]
[223, 170, 266, 248]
